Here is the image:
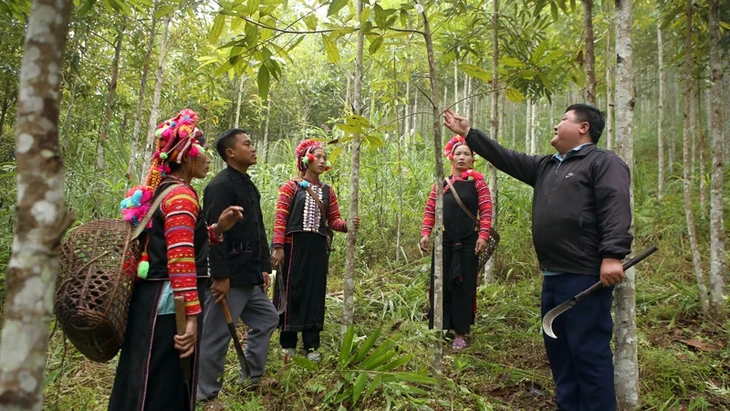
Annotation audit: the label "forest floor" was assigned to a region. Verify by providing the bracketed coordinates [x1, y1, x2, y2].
[43, 243, 730, 411]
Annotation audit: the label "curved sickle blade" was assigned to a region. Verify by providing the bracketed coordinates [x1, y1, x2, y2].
[542, 245, 658, 339]
[542, 299, 578, 339]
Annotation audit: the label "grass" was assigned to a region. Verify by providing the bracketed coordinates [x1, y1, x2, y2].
[41, 234, 730, 410]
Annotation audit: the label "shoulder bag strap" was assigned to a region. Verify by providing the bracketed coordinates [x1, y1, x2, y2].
[303, 185, 330, 230]
[131, 183, 183, 240]
[444, 177, 479, 225]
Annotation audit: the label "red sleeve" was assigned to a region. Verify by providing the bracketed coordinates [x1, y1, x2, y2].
[326, 186, 347, 232]
[475, 179, 493, 241]
[273, 181, 296, 247]
[160, 185, 202, 316]
[421, 184, 437, 238]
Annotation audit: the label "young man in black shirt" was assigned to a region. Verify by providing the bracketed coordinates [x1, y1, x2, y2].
[197, 129, 278, 403]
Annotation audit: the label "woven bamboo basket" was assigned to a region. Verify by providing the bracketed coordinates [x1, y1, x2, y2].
[55, 219, 139, 362]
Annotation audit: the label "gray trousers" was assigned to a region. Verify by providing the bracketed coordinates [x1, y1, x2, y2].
[196, 284, 278, 401]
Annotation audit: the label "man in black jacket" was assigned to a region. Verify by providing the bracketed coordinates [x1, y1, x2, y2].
[444, 104, 632, 411]
[197, 129, 278, 403]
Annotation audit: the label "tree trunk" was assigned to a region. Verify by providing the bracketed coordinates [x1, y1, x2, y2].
[341, 0, 364, 334]
[681, 0, 709, 315]
[484, 0, 499, 283]
[524, 99, 531, 152]
[412, 83, 418, 136]
[454, 59, 459, 114]
[582, 0, 596, 105]
[420, 0, 445, 375]
[0, 0, 74, 408]
[127, 1, 159, 182]
[657, 21, 665, 200]
[510, 101, 516, 148]
[97, 23, 125, 173]
[695, 80, 707, 219]
[142, 14, 172, 178]
[530, 101, 538, 154]
[262, 94, 271, 163]
[606, 31, 614, 150]
[707, 0, 725, 320]
[669, 78, 678, 173]
[613, 1, 639, 408]
[234, 75, 245, 128]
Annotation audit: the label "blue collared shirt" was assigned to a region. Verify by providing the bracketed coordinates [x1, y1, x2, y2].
[543, 142, 593, 277]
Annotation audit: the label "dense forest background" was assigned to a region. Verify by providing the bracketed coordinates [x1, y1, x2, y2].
[0, 0, 729, 409]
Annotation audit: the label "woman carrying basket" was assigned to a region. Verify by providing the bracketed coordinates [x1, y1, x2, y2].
[109, 109, 242, 411]
[419, 135, 493, 350]
[270, 139, 359, 363]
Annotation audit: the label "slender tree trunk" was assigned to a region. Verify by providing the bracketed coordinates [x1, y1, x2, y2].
[341, 0, 364, 333]
[484, 0, 499, 283]
[657, 21, 665, 199]
[708, 0, 725, 321]
[613, 1, 639, 408]
[262, 94, 271, 163]
[234, 75, 245, 128]
[404, 79, 410, 134]
[97, 24, 125, 173]
[510, 101, 516, 148]
[127, 1, 159, 182]
[0, 0, 74, 409]
[524, 99, 531, 152]
[412, 83, 418, 136]
[142, 14, 171, 178]
[683, 0, 709, 313]
[419, 0, 445, 375]
[582, 0, 596, 105]
[696, 79, 707, 219]
[530, 101, 538, 154]
[606, 30, 614, 150]
[60, 78, 77, 153]
[454, 60, 459, 114]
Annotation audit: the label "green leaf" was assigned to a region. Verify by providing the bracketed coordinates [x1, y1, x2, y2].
[550, 1, 558, 22]
[392, 372, 438, 385]
[304, 14, 318, 30]
[322, 34, 340, 65]
[459, 63, 492, 83]
[339, 326, 355, 368]
[364, 135, 384, 148]
[78, 0, 97, 15]
[353, 328, 381, 363]
[246, 0, 259, 15]
[505, 88, 526, 102]
[291, 355, 318, 371]
[533, 0, 547, 17]
[335, 123, 361, 134]
[368, 36, 383, 54]
[500, 56, 526, 68]
[257, 64, 270, 100]
[345, 115, 372, 128]
[379, 354, 412, 372]
[245, 22, 260, 47]
[364, 374, 381, 399]
[360, 5, 370, 26]
[210, 14, 226, 44]
[327, 0, 348, 16]
[352, 373, 368, 405]
[720, 21, 730, 30]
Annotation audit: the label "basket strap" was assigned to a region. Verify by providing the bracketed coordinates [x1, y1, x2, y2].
[131, 184, 182, 240]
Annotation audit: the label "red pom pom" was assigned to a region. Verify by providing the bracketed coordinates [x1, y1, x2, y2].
[307, 153, 315, 163]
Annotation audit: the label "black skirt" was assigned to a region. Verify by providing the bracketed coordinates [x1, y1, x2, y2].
[428, 231, 479, 335]
[108, 280, 204, 411]
[274, 232, 329, 332]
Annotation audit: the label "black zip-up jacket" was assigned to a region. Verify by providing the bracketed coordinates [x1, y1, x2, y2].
[203, 166, 272, 287]
[466, 128, 633, 275]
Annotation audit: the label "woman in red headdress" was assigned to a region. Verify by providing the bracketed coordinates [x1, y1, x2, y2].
[419, 136, 493, 350]
[109, 109, 242, 411]
[270, 139, 359, 363]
